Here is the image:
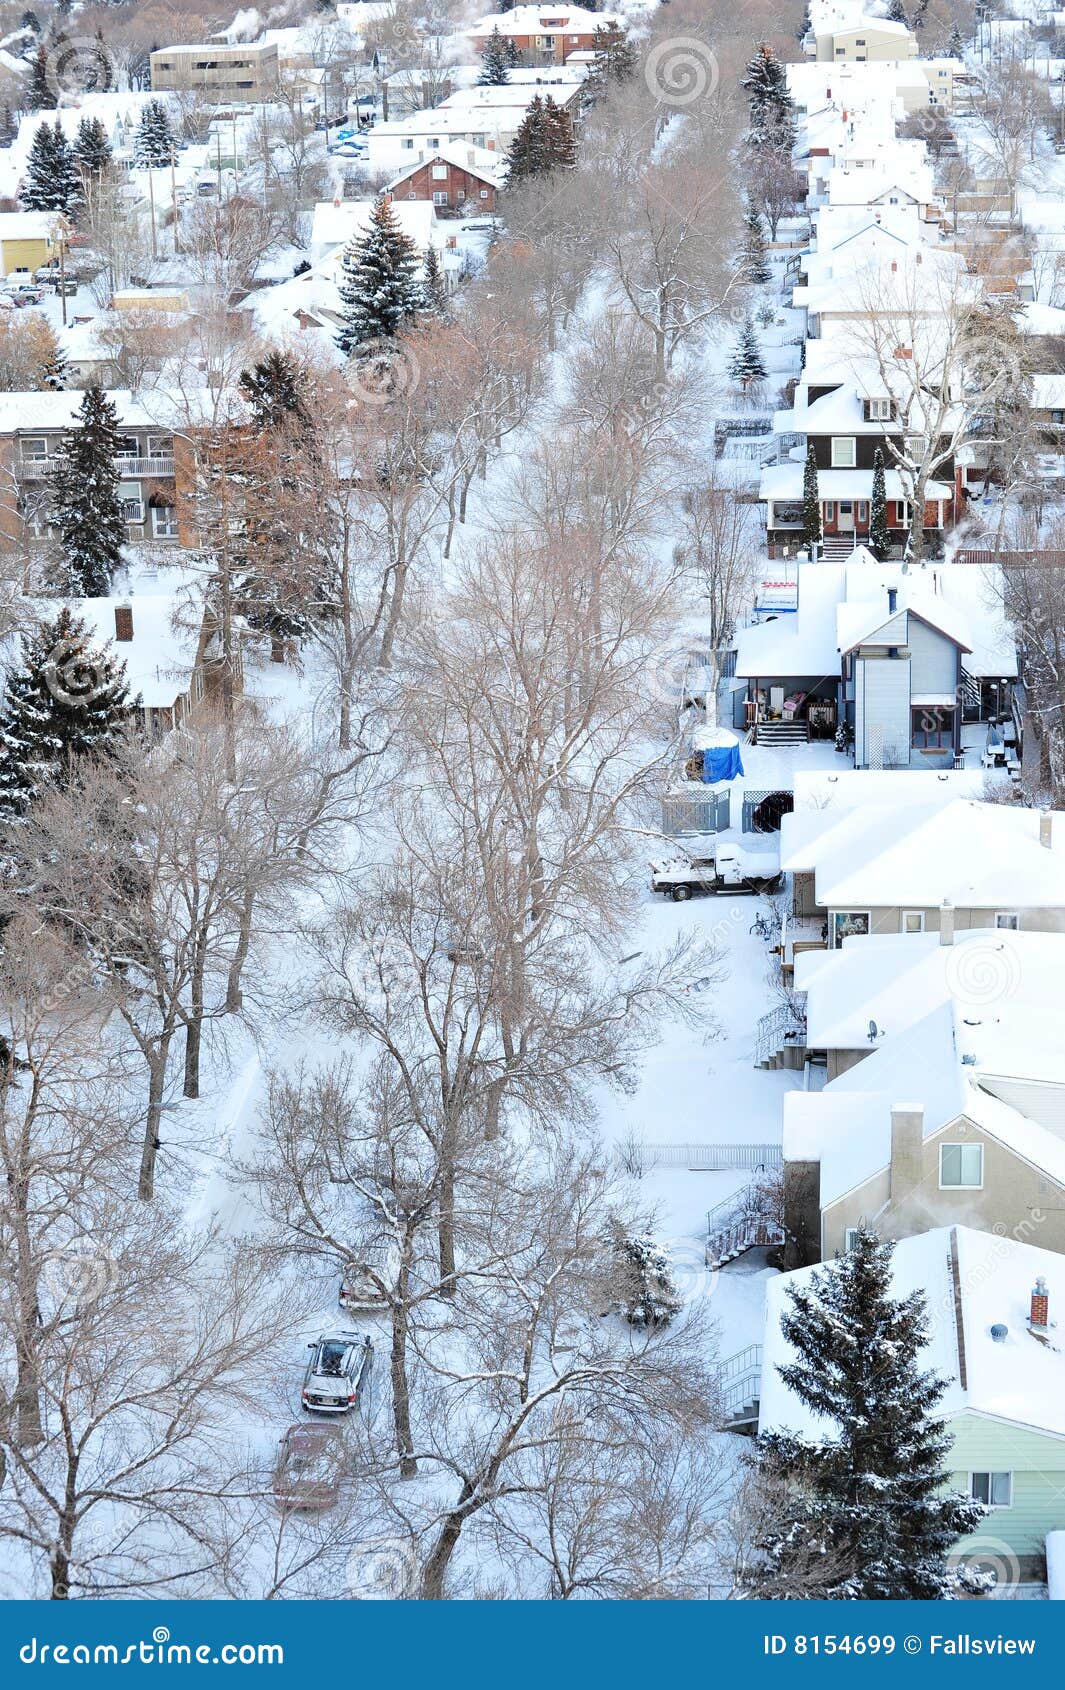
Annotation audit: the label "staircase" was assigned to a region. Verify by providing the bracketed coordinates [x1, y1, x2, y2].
[818, 536, 859, 561]
[718, 1344, 763, 1434]
[706, 1182, 786, 1270]
[753, 718, 809, 747]
[755, 1001, 807, 1070]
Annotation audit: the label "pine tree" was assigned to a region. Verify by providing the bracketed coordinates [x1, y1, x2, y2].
[728, 316, 767, 389]
[420, 243, 449, 318]
[742, 41, 796, 150]
[20, 120, 78, 215]
[887, 0, 909, 22]
[742, 197, 770, 284]
[586, 22, 637, 94]
[869, 447, 890, 559]
[503, 36, 522, 68]
[335, 195, 422, 356]
[0, 608, 132, 823]
[134, 100, 173, 169]
[947, 24, 964, 57]
[477, 26, 511, 86]
[49, 386, 126, 597]
[238, 349, 312, 433]
[745, 1227, 987, 1599]
[802, 443, 822, 551]
[609, 1224, 682, 1329]
[73, 115, 112, 183]
[504, 95, 576, 187]
[27, 44, 51, 111]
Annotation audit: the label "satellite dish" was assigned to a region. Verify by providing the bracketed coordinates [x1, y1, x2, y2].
[868, 1019, 880, 1042]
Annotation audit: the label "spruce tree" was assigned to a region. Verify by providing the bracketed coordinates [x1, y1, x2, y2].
[49, 386, 126, 597]
[335, 196, 422, 356]
[73, 115, 112, 183]
[20, 120, 78, 215]
[134, 100, 173, 168]
[743, 197, 770, 284]
[477, 26, 511, 86]
[0, 608, 132, 823]
[609, 1224, 682, 1329]
[745, 1227, 986, 1599]
[728, 316, 767, 389]
[420, 243, 449, 318]
[946, 24, 964, 57]
[742, 41, 796, 150]
[887, 0, 909, 22]
[27, 43, 52, 111]
[869, 447, 890, 559]
[503, 37, 521, 69]
[504, 95, 576, 187]
[586, 22, 637, 93]
[802, 444, 822, 552]
[238, 349, 312, 432]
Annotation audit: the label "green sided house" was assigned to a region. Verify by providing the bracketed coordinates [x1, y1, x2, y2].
[758, 1225, 1065, 1584]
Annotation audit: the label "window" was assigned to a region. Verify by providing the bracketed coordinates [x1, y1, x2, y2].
[905, 434, 927, 459]
[869, 397, 891, 420]
[940, 1143, 983, 1189]
[20, 436, 48, 461]
[402, 139, 414, 149]
[147, 434, 174, 458]
[857, 500, 869, 522]
[432, 191, 448, 205]
[831, 436, 857, 467]
[152, 505, 179, 538]
[832, 911, 870, 946]
[970, 1472, 1012, 1508]
[844, 1228, 860, 1251]
[895, 500, 911, 525]
[912, 706, 953, 750]
[902, 911, 925, 934]
[839, 500, 853, 515]
[479, 187, 489, 198]
[856, 38, 866, 45]
[122, 499, 145, 524]
[995, 911, 1019, 931]
[1053, 409, 1065, 426]
[824, 500, 835, 522]
[432, 164, 448, 179]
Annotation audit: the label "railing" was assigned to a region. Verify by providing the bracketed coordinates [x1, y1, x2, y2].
[718, 1344, 764, 1419]
[780, 909, 828, 969]
[630, 1142, 782, 1172]
[755, 1000, 807, 1065]
[706, 1177, 786, 1269]
[18, 454, 176, 481]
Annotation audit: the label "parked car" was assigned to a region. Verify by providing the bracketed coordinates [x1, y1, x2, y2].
[301, 1332, 373, 1414]
[272, 1422, 345, 1511]
[331, 143, 366, 159]
[34, 263, 60, 283]
[4, 282, 44, 304]
[650, 840, 782, 901]
[338, 1239, 398, 1313]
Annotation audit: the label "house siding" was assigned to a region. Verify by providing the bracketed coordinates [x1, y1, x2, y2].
[908, 614, 959, 696]
[855, 655, 910, 767]
[946, 1414, 1065, 1570]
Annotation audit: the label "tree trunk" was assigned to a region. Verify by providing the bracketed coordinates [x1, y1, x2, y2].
[391, 1261, 416, 1478]
[225, 886, 256, 1013]
[378, 559, 408, 669]
[138, 1039, 171, 1200]
[13, 1238, 43, 1447]
[437, 1149, 456, 1299]
[420, 1507, 468, 1600]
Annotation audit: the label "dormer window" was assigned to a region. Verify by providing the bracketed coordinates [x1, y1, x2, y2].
[868, 398, 891, 421]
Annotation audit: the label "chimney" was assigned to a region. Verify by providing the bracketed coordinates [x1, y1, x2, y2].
[888, 586, 898, 614]
[1030, 1276, 1049, 1331]
[114, 603, 134, 643]
[939, 899, 954, 946]
[890, 1104, 924, 1202]
[1040, 809, 1053, 850]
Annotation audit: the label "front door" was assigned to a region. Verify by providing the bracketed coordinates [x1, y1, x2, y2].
[837, 500, 855, 532]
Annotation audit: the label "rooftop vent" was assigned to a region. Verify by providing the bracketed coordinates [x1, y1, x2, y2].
[990, 1323, 1008, 1344]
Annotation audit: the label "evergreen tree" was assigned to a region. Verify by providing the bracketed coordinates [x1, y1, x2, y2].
[744, 1227, 987, 1599]
[0, 608, 132, 823]
[797, 1, 812, 43]
[27, 43, 51, 111]
[504, 95, 576, 186]
[913, 0, 930, 30]
[946, 24, 964, 57]
[886, 0, 909, 22]
[420, 243, 449, 318]
[477, 26, 511, 86]
[586, 22, 637, 93]
[869, 447, 890, 559]
[335, 195, 422, 356]
[728, 315, 767, 389]
[503, 36, 522, 68]
[743, 197, 770, 284]
[609, 1224, 682, 1330]
[134, 99, 173, 168]
[73, 115, 112, 183]
[238, 349, 312, 433]
[742, 41, 795, 150]
[49, 386, 126, 597]
[20, 120, 78, 215]
[802, 443, 822, 551]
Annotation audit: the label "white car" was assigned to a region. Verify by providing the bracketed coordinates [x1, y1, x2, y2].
[301, 1333, 373, 1415]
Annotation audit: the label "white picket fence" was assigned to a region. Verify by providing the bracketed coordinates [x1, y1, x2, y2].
[624, 1142, 782, 1172]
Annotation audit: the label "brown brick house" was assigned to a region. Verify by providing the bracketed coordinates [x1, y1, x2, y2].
[386, 148, 500, 215]
[467, 6, 623, 63]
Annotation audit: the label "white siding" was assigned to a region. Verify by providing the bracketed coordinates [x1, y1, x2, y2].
[856, 657, 911, 768]
[908, 613, 958, 696]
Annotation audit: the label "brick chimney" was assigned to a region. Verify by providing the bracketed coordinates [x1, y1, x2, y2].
[890, 1104, 924, 1202]
[114, 603, 134, 643]
[1030, 1276, 1049, 1331]
[1040, 810, 1053, 849]
[939, 899, 954, 946]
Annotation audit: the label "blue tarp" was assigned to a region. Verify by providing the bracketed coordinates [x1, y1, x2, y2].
[702, 743, 744, 783]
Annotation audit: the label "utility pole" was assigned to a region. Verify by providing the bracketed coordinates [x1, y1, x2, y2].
[170, 144, 180, 252]
[147, 159, 157, 259]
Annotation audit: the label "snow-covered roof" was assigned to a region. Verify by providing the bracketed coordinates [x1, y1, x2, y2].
[310, 198, 439, 255]
[466, 5, 620, 34]
[0, 212, 57, 242]
[781, 799, 1065, 909]
[792, 768, 986, 812]
[760, 1225, 1065, 1443]
[63, 592, 198, 711]
[386, 144, 502, 189]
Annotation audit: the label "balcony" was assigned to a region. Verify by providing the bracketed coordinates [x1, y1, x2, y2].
[18, 454, 176, 481]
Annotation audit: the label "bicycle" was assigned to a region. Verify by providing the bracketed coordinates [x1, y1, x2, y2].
[749, 912, 773, 939]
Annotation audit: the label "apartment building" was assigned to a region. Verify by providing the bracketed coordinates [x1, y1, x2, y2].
[149, 42, 280, 104]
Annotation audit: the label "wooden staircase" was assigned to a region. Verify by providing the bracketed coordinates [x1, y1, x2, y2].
[706, 1183, 786, 1270]
[752, 718, 809, 747]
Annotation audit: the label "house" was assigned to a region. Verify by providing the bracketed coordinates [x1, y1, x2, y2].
[309, 198, 442, 267]
[149, 42, 280, 104]
[467, 6, 622, 63]
[732, 560, 1017, 754]
[360, 83, 582, 174]
[386, 147, 501, 215]
[782, 932, 1065, 1260]
[0, 392, 186, 551]
[814, 17, 918, 64]
[759, 1226, 1065, 1581]
[75, 593, 225, 736]
[778, 800, 1065, 978]
[0, 212, 57, 278]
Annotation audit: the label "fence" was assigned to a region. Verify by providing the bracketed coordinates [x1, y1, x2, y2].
[627, 1142, 782, 1172]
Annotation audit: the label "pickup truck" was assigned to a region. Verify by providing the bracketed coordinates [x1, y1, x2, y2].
[650, 840, 782, 901]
